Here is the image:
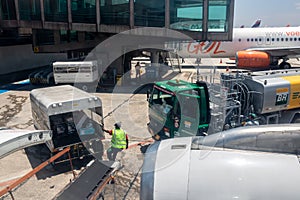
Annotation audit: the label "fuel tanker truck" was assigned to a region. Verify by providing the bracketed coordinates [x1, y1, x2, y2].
[147, 68, 300, 139]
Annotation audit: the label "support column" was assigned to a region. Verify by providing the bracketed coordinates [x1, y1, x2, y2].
[67, 0, 72, 29]
[40, 0, 45, 28]
[150, 51, 161, 79]
[129, 0, 134, 28]
[227, 0, 235, 40]
[203, 0, 208, 40]
[14, 0, 20, 25]
[165, 0, 169, 28]
[150, 51, 159, 63]
[96, 0, 100, 31]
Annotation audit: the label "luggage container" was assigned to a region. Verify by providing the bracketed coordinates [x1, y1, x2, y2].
[30, 85, 104, 162]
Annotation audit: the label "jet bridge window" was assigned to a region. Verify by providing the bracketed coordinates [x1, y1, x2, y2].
[170, 0, 203, 31]
[135, 0, 164, 27]
[208, 0, 229, 32]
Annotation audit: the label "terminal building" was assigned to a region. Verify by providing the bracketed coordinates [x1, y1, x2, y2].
[0, 0, 234, 85]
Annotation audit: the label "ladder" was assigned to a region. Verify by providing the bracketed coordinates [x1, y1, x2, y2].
[208, 71, 243, 134]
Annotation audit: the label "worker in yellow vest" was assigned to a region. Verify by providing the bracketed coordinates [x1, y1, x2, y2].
[104, 122, 128, 161]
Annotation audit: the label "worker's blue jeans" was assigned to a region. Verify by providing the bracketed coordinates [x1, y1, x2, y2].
[107, 147, 122, 161]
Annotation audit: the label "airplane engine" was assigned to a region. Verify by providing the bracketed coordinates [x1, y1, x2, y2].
[236, 51, 271, 69]
[141, 124, 300, 200]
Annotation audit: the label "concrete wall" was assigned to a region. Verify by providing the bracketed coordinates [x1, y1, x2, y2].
[0, 44, 67, 75]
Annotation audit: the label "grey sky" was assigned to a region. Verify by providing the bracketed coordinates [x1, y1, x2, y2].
[234, 0, 300, 27]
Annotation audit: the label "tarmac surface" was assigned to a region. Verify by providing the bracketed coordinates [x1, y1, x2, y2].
[1, 58, 300, 200]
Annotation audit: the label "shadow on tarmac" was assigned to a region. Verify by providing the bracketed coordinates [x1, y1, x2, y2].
[24, 144, 94, 180]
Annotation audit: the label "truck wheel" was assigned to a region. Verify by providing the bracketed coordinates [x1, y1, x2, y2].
[279, 62, 291, 69]
[48, 77, 55, 86]
[292, 115, 300, 123]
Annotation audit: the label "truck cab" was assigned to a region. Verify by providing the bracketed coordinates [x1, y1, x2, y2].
[147, 80, 210, 140]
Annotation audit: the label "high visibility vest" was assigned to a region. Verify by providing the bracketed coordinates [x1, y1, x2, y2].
[111, 129, 127, 149]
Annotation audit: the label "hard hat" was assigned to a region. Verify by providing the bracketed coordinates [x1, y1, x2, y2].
[114, 122, 121, 128]
[249, 113, 256, 118]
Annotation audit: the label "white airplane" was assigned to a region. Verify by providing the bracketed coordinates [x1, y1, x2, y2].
[169, 26, 300, 70]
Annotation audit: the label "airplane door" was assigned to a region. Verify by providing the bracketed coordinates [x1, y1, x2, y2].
[257, 37, 264, 45]
[265, 37, 271, 45]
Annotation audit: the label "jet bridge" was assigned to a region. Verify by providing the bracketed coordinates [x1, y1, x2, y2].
[0, 128, 52, 159]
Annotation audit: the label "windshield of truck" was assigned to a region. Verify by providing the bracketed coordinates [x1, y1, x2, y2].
[150, 86, 175, 114]
[178, 94, 199, 119]
[178, 88, 207, 124]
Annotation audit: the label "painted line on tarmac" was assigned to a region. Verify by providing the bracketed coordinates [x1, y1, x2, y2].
[0, 79, 30, 94]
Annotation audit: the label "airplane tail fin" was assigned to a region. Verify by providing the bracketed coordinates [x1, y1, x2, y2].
[251, 19, 261, 28]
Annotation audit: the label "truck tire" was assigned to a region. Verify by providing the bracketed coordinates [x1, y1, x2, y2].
[48, 77, 55, 86]
[292, 115, 300, 123]
[279, 62, 291, 69]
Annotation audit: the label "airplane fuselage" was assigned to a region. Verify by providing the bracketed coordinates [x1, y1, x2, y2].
[175, 27, 300, 59]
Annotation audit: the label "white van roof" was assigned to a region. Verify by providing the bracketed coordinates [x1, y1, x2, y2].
[30, 85, 101, 115]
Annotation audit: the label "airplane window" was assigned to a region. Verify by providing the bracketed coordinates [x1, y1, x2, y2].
[290, 38, 293, 41]
[281, 38, 284, 41]
[255, 38, 257, 42]
[298, 38, 300, 41]
[259, 38, 262, 42]
[251, 38, 253, 42]
[277, 38, 279, 42]
[286, 38, 288, 41]
[238, 38, 241, 42]
[294, 38, 297, 41]
[266, 38, 270, 42]
[247, 38, 249, 42]
[271, 38, 275, 42]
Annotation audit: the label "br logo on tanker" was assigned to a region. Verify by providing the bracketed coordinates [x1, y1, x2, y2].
[275, 88, 289, 106]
